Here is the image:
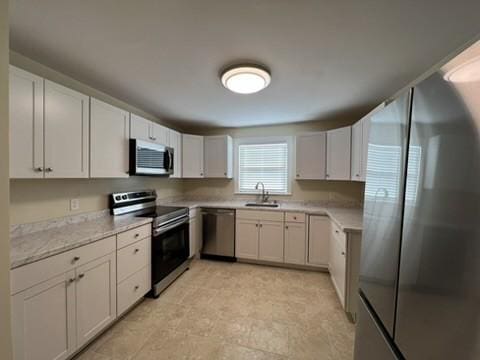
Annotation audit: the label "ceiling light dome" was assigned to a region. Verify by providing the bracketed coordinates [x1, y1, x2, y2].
[221, 64, 271, 94]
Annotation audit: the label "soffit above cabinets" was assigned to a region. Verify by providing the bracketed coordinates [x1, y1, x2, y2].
[9, 0, 480, 128]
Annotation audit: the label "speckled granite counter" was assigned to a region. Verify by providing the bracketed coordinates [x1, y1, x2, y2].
[10, 212, 152, 270]
[162, 200, 363, 233]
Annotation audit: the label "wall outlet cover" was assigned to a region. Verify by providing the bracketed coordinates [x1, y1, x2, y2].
[70, 198, 80, 211]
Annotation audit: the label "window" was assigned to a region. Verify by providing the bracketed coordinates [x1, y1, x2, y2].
[235, 137, 292, 195]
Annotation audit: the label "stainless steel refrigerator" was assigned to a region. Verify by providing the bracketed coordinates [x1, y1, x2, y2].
[354, 41, 480, 359]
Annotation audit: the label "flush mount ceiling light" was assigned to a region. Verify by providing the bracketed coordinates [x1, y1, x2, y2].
[221, 64, 271, 94]
[444, 56, 480, 83]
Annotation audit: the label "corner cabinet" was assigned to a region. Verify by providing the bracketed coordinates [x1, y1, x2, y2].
[9, 66, 89, 179]
[295, 132, 326, 180]
[182, 134, 204, 178]
[90, 98, 130, 178]
[326, 126, 351, 180]
[204, 135, 233, 178]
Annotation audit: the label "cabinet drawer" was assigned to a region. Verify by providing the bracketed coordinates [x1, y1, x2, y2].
[117, 266, 150, 316]
[117, 238, 150, 283]
[331, 220, 346, 252]
[117, 224, 151, 249]
[236, 210, 284, 222]
[285, 212, 305, 223]
[11, 235, 116, 295]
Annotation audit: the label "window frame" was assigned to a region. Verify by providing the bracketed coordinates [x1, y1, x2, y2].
[234, 136, 294, 196]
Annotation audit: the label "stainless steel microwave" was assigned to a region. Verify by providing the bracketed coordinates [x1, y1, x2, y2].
[129, 139, 174, 176]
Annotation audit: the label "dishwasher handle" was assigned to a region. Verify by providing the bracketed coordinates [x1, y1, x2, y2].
[201, 209, 235, 216]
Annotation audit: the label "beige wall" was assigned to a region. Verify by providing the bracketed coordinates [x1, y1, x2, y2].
[183, 121, 365, 204]
[1, 0, 13, 358]
[9, 53, 184, 225]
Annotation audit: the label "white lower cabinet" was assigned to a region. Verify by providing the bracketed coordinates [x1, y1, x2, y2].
[284, 222, 306, 265]
[235, 219, 259, 260]
[258, 221, 284, 263]
[10, 236, 117, 360]
[307, 215, 330, 267]
[329, 233, 346, 307]
[11, 272, 76, 360]
[75, 253, 116, 348]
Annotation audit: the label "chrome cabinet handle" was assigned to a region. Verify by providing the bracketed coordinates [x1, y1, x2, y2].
[34, 167, 44, 172]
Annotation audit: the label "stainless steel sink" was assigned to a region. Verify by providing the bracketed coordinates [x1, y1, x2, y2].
[245, 202, 279, 208]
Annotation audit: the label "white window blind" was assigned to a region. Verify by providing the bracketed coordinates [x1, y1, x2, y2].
[365, 144, 421, 202]
[238, 142, 289, 194]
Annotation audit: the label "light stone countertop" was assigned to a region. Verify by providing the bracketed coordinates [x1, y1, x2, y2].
[10, 199, 363, 270]
[10, 213, 152, 270]
[162, 199, 363, 233]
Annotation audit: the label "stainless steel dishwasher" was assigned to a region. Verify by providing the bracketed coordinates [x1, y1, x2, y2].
[201, 208, 236, 261]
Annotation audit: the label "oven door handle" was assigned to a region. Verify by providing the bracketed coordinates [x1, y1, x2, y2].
[153, 216, 189, 236]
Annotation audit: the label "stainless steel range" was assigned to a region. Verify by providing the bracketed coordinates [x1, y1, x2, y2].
[110, 190, 190, 298]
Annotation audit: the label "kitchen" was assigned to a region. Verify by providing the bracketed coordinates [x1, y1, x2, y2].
[1, 2, 479, 360]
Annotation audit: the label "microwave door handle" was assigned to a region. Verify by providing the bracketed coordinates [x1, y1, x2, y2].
[169, 150, 174, 171]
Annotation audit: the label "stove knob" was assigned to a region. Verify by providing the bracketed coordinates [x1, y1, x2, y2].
[122, 195, 128, 200]
[115, 196, 121, 201]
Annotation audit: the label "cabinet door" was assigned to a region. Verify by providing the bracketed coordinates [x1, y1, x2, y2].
[204, 135, 233, 178]
[151, 122, 169, 146]
[90, 98, 129, 178]
[284, 222, 306, 265]
[44, 80, 89, 178]
[259, 221, 284, 263]
[295, 132, 326, 180]
[182, 134, 204, 178]
[9, 66, 44, 178]
[189, 216, 198, 258]
[361, 116, 371, 182]
[326, 126, 351, 180]
[308, 216, 330, 266]
[11, 271, 76, 360]
[330, 235, 346, 308]
[75, 253, 116, 349]
[235, 219, 259, 260]
[351, 120, 363, 181]
[130, 113, 151, 142]
[169, 129, 182, 178]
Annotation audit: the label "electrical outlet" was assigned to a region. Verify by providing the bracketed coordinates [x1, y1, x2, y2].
[70, 198, 80, 211]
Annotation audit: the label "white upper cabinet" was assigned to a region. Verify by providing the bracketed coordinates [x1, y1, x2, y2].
[326, 126, 351, 180]
[204, 135, 233, 178]
[295, 132, 326, 180]
[90, 98, 129, 178]
[130, 113, 151, 142]
[168, 129, 182, 178]
[361, 116, 371, 182]
[44, 80, 89, 178]
[9, 66, 44, 179]
[151, 122, 169, 146]
[182, 134, 204, 178]
[130, 113, 169, 146]
[351, 120, 363, 181]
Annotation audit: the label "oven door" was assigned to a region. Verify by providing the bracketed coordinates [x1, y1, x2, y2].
[151, 216, 190, 286]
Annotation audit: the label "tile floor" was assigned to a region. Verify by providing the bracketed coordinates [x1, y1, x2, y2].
[75, 260, 355, 360]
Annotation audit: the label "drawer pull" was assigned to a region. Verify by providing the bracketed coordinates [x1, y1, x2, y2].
[285, 225, 289, 229]
[335, 230, 339, 234]
[341, 251, 345, 256]
[134, 248, 140, 254]
[77, 273, 85, 280]
[72, 256, 80, 263]
[293, 216, 297, 220]
[67, 278, 76, 284]
[134, 233, 140, 238]
[134, 285, 139, 291]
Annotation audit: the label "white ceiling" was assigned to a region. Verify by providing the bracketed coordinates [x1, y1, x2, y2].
[9, 0, 480, 129]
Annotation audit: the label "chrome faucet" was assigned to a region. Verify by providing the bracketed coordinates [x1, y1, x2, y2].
[255, 182, 269, 203]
